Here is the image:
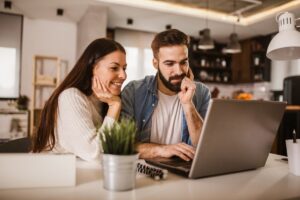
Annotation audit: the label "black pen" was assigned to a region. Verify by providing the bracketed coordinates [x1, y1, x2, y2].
[293, 129, 297, 143]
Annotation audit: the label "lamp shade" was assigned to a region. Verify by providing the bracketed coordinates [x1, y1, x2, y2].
[198, 28, 214, 50]
[267, 12, 300, 60]
[222, 33, 241, 54]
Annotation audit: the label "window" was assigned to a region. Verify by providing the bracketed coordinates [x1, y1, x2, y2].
[123, 47, 156, 88]
[0, 12, 23, 99]
[115, 29, 157, 88]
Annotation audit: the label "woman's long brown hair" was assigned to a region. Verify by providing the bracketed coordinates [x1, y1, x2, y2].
[32, 38, 126, 152]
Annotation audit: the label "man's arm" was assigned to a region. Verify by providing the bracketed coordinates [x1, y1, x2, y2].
[137, 142, 195, 161]
[178, 77, 204, 146]
[120, 82, 135, 120]
[182, 103, 203, 146]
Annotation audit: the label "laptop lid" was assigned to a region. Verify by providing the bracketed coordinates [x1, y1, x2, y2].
[189, 99, 286, 178]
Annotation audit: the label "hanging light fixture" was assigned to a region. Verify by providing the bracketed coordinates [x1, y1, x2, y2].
[266, 12, 300, 60]
[222, 32, 241, 54]
[198, 0, 214, 50]
[223, 0, 241, 54]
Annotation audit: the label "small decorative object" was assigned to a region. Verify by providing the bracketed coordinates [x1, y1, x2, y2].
[100, 119, 138, 191]
[236, 93, 253, 100]
[232, 90, 253, 100]
[16, 95, 29, 110]
[211, 87, 220, 99]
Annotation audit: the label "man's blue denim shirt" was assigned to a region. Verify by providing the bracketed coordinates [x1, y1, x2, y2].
[121, 75, 211, 145]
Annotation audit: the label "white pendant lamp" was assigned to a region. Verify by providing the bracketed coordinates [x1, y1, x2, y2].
[198, 0, 214, 50]
[266, 12, 300, 60]
[222, 0, 241, 54]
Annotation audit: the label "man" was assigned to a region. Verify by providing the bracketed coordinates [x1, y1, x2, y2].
[121, 29, 211, 161]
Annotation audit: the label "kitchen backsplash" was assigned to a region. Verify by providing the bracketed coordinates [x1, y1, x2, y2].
[205, 82, 272, 100]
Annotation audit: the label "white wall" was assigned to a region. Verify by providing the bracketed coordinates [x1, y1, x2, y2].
[77, 6, 107, 58]
[21, 18, 77, 100]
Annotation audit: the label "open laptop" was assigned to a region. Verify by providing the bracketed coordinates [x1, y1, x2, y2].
[145, 99, 286, 179]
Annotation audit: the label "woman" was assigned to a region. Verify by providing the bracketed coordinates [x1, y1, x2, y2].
[32, 38, 127, 162]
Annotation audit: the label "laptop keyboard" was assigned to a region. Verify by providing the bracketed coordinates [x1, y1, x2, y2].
[160, 157, 192, 169]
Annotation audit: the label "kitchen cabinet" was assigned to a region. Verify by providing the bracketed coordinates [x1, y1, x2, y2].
[231, 35, 271, 83]
[189, 35, 271, 84]
[189, 38, 233, 84]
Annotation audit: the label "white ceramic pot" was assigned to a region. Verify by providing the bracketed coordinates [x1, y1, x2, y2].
[101, 153, 139, 191]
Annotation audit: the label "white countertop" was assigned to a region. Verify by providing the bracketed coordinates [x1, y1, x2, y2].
[1, 154, 300, 200]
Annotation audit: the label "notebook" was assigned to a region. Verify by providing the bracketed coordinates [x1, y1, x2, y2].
[0, 153, 76, 188]
[146, 99, 286, 179]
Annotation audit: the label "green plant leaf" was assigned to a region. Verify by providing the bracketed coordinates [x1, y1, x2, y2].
[99, 118, 137, 155]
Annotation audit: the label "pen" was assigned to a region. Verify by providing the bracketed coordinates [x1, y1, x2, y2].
[293, 129, 297, 143]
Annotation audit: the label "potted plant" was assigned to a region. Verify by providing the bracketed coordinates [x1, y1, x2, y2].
[99, 119, 138, 191]
[16, 95, 29, 110]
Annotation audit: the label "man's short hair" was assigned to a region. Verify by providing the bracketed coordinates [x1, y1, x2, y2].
[151, 29, 190, 58]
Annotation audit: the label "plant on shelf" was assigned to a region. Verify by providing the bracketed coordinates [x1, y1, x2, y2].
[99, 119, 139, 191]
[100, 119, 137, 155]
[16, 95, 29, 110]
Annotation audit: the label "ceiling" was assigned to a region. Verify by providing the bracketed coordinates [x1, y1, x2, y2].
[0, 0, 300, 43]
[155, 0, 293, 17]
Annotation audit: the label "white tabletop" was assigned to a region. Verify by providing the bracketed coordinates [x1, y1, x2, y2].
[1, 154, 300, 200]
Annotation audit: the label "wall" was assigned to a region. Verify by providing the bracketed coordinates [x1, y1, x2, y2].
[270, 59, 300, 90]
[21, 17, 77, 100]
[76, 6, 107, 58]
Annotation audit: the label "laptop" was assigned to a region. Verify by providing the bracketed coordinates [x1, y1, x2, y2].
[145, 99, 286, 179]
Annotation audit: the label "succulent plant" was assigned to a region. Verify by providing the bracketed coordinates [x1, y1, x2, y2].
[100, 119, 137, 155]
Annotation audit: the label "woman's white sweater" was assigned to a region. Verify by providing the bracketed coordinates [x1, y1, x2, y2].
[52, 88, 115, 162]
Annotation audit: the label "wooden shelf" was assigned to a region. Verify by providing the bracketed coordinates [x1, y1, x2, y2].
[31, 55, 68, 135]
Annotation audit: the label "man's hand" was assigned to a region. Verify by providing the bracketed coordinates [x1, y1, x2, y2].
[158, 143, 195, 161]
[178, 77, 196, 106]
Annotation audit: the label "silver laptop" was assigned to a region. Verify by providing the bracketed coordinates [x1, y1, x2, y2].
[145, 99, 286, 178]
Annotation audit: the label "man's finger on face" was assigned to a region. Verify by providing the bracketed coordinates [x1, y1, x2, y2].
[187, 68, 194, 81]
[181, 78, 195, 92]
[180, 79, 189, 93]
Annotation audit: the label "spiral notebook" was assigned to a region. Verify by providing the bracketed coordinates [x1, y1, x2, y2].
[146, 99, 286, 179]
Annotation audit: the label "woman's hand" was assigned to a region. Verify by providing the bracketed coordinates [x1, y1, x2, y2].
[92, 76, 121, 120]
[92, 76, 121, 107]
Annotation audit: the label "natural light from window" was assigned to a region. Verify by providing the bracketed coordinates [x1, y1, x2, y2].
[123, 47, 156, 88]
[0, 47, 17, 98]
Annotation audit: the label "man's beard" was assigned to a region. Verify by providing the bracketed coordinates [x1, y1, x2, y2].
[158, 67, 186, 93]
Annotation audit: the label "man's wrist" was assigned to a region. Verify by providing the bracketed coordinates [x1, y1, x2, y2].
[152, 144, 165, 157]
[181, 102, 194, 111]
